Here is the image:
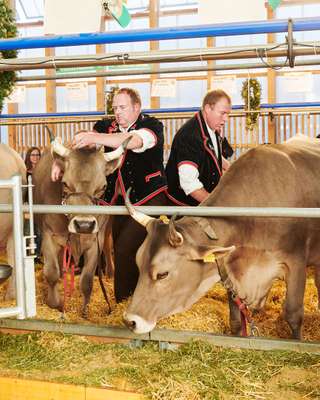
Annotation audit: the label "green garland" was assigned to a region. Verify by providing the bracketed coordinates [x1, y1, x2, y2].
[105, 85, 119, 115]
[0, 0, 18, 112]
[241, 78, 261, 131]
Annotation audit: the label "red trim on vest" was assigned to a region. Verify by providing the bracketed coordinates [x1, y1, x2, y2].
[178, 160, 199, 169]
[108, 120, 118, 133]
[133, 186, 167, 206]
[145, 170, 162, 183]
[196, 112, 222, 177]
[118, 170, 127, 198]
[165, 190, 188, 206]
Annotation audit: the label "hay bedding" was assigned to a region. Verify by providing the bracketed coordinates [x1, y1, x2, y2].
[0, 251, 320, 341]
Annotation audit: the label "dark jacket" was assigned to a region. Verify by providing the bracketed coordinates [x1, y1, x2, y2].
[94, 113, 167, 205]
[165, 111, 230, 206]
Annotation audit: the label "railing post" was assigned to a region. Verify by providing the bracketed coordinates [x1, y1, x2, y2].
[11, 174, 26, 319]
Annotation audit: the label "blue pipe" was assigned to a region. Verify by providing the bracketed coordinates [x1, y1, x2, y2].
[0, 17, 320, 51]
[1, 102, 320, 119]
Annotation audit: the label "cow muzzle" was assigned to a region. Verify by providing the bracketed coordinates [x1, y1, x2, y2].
[123, 312, 156, 334]
[68, 216, 98, 234]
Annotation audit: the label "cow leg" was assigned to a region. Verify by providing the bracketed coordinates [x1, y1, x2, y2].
[284, 262, 306, 339]
[227, 291, 242, 336]
[314, 265, 320, 309]
[80, 243, 99, 318]
[5, 234, 15, 300]
[104, 227, 115, 279]
[42, 233, 63, 311]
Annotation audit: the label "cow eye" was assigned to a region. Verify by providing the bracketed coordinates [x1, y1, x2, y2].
[156, 271, 169, 280]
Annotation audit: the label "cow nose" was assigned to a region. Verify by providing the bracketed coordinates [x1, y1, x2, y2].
[123, 315, 136, 331]
[74, 219, 96, 234]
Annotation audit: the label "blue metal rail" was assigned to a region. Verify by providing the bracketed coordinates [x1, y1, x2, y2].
[0, 17, 319, 51]
[1, 102, 320, 119]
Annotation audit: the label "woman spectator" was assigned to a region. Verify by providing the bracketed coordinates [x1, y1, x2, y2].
[24, 147, 41, 178]
[24, 146, 42, 262]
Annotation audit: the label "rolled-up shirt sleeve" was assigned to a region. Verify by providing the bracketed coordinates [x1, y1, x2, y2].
[131, 129, 157, 153]
[178, 162, 203, 195]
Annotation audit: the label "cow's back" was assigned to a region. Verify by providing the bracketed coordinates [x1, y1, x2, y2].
[201, 136, 320, 260]
[0, 144, 26, 247]
[209, 136, 320, 208]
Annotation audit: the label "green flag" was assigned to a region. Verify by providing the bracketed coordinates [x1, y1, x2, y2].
[268, 0, 282, 11]
[104, 1, 131, 28]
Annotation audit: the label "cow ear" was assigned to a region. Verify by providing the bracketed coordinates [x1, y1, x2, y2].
[190, 245, 236, 262]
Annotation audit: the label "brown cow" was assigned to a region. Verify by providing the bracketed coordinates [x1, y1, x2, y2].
[123, 135, 320, 339]
[0, 144, 26, 298]
[33, 135, 129, 316]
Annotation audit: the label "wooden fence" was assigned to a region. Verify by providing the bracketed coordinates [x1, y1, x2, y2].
[1, 108, 320, 161]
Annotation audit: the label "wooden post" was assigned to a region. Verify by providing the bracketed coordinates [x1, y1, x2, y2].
[96, 16, 106, 112]
[149, 0, 160, 110]
[267, 3, 276, 144]
[206, 37, 215, 91]
[7, 0, 17, 149]
[45, 47, 57, 114]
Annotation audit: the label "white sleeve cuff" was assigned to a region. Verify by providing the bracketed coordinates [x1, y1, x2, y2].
[131, 129, 157, 153]
[178, 163, 203, 196]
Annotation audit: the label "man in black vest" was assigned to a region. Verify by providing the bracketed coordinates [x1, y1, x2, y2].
[72, 88, 167, 302]
[165, 89, 233, 206]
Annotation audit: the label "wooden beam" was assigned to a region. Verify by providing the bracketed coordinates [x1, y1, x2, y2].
[0, 377, 145, 400]
[206, 37, 215, 91]
[45, 47, 56, 114]
[7, 0, 17, 148]
[267, 3, 276, 144]
[149, 0, 160, 109]
[96, 17, 106, 112]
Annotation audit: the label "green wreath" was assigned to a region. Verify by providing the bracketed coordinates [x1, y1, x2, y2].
[0, 0, 18, 112]
[241, 78, 261, 131]
[105, 85, 119, 115]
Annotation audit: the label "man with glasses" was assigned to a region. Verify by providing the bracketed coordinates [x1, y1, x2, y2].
[71, 88, 167, 302]
[165, 89, 233, 206]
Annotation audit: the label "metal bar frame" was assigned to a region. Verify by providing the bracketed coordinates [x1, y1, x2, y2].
[15, 58, 320, 82]
[0, 42, 318, 72]
[1, 204, 320, 218]
[0, 17, 320, 51]
[0, 175, 25, 319]
[3, 102, 320, 120]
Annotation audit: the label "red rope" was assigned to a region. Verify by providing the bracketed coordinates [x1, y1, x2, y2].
[233, 296, 251, 337]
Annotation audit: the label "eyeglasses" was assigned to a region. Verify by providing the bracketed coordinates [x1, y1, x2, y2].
[30, 153, 41, 157]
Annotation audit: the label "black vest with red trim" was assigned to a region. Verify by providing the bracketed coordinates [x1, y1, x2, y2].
[165, 111, 222, 206]
[93, 113, 167, 205]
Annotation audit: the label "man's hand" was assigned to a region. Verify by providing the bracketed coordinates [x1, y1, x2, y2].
[51, 160, 63, 182]
[72, 131, 98, 149]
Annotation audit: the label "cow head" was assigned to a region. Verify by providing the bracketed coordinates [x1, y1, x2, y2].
[123, 194, 285, 334]
[122, 192, 234, 333]
[49, 129, 129, 234]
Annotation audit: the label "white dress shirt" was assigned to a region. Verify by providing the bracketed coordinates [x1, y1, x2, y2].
[119, 122, 156, 153]
[178, 123, 219, 196]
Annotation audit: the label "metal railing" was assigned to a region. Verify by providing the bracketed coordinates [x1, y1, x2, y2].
[1, 106, 320, 162]
[0, 175, 36, 319]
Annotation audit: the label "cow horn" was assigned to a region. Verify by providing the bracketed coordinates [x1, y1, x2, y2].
[125, 188, 155, 227]
[45, 125, 55, 143]
[168, 214, 184, 247]
[104, 136, 132, 162]
[45, 125, 70, 158]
